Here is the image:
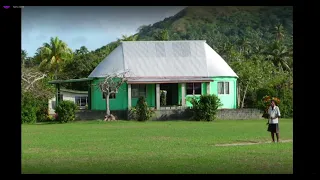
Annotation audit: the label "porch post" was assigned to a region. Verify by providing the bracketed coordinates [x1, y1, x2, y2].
[156, 84, 160, 110]
[56, 83, 60, 108]
[128, 84, 132, 109]
[181, 83, 186, 107]
[88, 81, 91, 110]
[207, 82, 210, 95]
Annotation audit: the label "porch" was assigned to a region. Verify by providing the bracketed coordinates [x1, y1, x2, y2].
[48, 78, 93, 109]
[127, 77, 213, 110]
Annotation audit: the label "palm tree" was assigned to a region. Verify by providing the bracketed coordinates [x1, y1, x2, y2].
[21, 50, 27, 68]
[266, 41, 292, 72]
[37, 37, 73, 79]
[238, 37, 251, 56]
[273, 24, 285, 41]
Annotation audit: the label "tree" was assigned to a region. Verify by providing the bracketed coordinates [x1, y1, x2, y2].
[273, 24, 285, 41]
[21, 67, 54, 100]
[21, 68, 46, 92]
[231, 59, 274, 108]
[21, 50, 27, 68]
[154, 29, 169, 41]
[75, 46, 89, 55]
[265, 40, 292, 72]
[237, 37, 251, 56]
[37, 37, 73, 79]
[97, 70, 131, 120]
[118, 34, 139, 42]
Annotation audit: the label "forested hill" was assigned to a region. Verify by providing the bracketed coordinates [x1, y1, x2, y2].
[22, 6, 293, 112]
[136, 6, 293, 60]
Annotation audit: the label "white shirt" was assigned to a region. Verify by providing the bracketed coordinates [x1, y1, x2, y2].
[268, 106, 281, 124]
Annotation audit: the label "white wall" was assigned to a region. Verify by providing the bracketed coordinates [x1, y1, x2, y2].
[48, 92, 88, 114]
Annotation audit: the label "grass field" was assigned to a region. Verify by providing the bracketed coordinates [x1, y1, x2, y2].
[22, 119, 293, 174]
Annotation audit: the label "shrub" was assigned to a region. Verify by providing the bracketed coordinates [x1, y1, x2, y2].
[47, 114, 56, 122]
[36, 99, 49, 122]
[133, 96, 154, 121]
[55, 101, 77, 123]
[21, 93, 37, 124]
[277, 88, 293, 118]
[21, 103, 37, 124]
[255, 87, 277, 108]
[189, 94, 222, 121]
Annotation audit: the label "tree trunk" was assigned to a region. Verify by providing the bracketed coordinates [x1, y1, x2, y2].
[22, 58, 25, 69]
[105, 93, 110, 115]
[241, 83, 249, 108]
[55, 68, 58, 80]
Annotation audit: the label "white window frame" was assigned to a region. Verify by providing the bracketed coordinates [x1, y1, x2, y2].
[217, 82, 230, 95]
[75, 96, 88, 109]
[186, 83, 202, 95]
[132, 84, 147, 98]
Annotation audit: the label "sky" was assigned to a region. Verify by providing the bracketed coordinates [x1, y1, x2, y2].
[22, 6, 186, 56]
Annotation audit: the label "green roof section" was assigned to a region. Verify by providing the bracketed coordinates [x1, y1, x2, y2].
[60, 89, 88, 94]
[48, 78, 93, 84]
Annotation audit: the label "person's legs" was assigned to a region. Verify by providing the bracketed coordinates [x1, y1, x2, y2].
[271, 132, 275, 142]
[275, 123, 280, 142]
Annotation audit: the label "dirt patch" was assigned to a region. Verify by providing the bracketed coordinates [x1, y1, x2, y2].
[149, 136, 190, 142]
[215, 139, 293, 147]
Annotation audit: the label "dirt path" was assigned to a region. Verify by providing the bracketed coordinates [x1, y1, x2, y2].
[215, 139, 293, 147]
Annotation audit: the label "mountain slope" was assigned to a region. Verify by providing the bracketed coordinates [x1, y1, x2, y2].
[136, 6, 293, 61]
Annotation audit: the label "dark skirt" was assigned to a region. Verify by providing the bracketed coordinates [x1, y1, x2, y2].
[267, 123, 279, 133]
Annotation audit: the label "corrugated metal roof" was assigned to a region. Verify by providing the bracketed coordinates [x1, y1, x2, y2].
[127, 77, 213, 84]
[60, 89, 88, 94]
[88, 41, 238, 78]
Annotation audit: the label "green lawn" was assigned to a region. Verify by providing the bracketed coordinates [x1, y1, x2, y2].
[22, 119, 293, 174]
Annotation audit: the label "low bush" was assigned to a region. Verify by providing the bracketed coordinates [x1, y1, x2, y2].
[55, 101, 77, 123]
[189, 94, 222, 121]
[131, 96, 154, 121]
[21, 93, 37, 124]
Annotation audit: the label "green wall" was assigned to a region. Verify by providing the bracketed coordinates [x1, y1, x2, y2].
[181, 83, 206, 106]
[91, 79, 155, 110]
[91, 78, 128, 110]
[91, 77, 237, 110]
[130, 84, 156, 108]
[211, 77, 237, 109]
[178, 77, 237, 109]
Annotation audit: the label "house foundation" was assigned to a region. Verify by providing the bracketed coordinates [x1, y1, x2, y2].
[75, 108, 262, 121]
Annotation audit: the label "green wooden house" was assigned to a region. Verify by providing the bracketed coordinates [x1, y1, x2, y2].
[88, 40, 238, 110]
[50, 40, 238, 112]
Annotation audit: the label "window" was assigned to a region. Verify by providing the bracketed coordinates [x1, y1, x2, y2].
[75, 96, 88, 109]
[218, 82, 230, 95]
[132, 84, 146, 98]
[186, 83, 202, 95]
[102, 93, 116, 99]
